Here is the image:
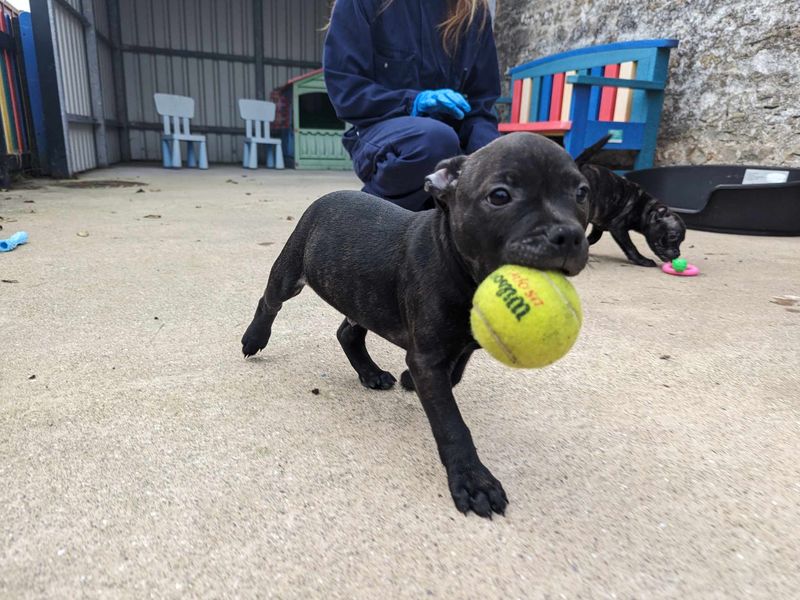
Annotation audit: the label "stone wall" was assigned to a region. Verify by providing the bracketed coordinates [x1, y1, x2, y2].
[494, 0, 800, 167]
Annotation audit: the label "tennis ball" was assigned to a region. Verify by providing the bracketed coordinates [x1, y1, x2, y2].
[470, 265, 582, 368]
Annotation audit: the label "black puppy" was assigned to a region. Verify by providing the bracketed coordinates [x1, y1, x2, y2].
[576, 136, 686, 267]
[241, 133, 589, 518]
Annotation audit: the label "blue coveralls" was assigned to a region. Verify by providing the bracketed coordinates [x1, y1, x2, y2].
[323, 0, 501, 211]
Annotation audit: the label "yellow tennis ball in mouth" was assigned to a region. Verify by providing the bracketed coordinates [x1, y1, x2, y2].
[470, 265, 582, 368]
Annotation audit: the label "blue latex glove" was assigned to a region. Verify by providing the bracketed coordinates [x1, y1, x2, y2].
[411, 89, 471, 120]
[0, 231, 29, 252]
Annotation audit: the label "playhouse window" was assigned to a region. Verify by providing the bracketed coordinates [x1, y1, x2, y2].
[298, 93, 344, 130]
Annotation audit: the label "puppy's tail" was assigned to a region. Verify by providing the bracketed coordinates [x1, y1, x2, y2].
[575, 134, 613, 166]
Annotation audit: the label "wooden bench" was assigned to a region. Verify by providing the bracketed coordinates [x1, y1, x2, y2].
[498, 39, 679, 170]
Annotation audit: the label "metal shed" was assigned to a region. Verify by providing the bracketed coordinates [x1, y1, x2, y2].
[30, 0, 330, 176]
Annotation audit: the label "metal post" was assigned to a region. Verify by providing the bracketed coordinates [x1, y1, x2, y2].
[253, 0, 265, 100]
[107, 0, 130, 161]
[82, 0, 108, 167]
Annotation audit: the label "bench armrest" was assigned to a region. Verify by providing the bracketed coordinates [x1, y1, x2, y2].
[566, 75, 666, 91]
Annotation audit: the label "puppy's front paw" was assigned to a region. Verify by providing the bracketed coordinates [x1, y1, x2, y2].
[241, 323, 270, 357]
[359, 370, 396, 390]
[447, 461, 508, 518]
[630, 256, 657, 268]
[242, 336, 266, 357]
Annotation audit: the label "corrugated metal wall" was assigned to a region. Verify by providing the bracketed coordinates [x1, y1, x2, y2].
[51, 0, 96, 173]
[32, 0, 122, 174]
[94, 0, 121, 164]
[262, 0, 327, 95]
[120, 0, 328, 163]
[35, 0, 329, 172]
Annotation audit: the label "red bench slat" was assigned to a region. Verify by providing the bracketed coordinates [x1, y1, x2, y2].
[598, 64, 620, 121]
[548, 73, 566, 121]
[498, 120, 572, 134]
[510, 79, 523, 123]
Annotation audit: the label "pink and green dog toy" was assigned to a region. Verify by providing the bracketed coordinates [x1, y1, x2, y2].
[662, 258, 699, 276]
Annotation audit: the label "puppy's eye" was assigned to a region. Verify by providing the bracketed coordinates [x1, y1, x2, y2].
[575, 186, 589, 204]
[487, 188, 511, 206]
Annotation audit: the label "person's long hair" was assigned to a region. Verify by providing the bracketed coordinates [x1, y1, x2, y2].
[325, 0, 489, 55]
[438, 0, 489, 55]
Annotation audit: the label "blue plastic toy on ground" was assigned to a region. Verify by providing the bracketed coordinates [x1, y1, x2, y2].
[0, 231, 29, 252]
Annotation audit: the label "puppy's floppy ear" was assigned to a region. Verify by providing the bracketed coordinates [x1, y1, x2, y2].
[424, 155, 467, 208]
[647, 204, 670, 224]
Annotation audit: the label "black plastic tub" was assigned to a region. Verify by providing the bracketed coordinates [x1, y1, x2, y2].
[625, 165, 800, 236]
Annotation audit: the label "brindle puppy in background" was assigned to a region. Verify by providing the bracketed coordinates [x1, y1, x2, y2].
[576, 136, 686, 267]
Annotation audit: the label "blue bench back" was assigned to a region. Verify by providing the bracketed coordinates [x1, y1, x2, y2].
[508, 39, 678, 124]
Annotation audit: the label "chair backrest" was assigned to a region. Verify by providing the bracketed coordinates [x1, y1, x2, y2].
[507, 39, 678, 126]
[510, 63, 637, 126]
[239, 99, 276, 139]
[154, 93, 195, 136]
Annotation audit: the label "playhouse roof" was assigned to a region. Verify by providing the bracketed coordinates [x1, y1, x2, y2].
[285, 68, 323, 87]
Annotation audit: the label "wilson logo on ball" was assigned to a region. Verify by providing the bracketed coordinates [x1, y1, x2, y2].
[490, 271, 545, 322]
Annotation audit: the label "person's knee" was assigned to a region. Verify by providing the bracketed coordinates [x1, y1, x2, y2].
[359, 117, 461, 202]
[408, 119, 461, 168]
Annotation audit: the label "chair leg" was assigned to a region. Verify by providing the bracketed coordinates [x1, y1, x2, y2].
[187, 141, 197, 168]
[248, 141, 258, 169]
[171, 139, 182, 168]
[633, 138, 655, 170]
[199, 141, 208, 169]
[161, 139, 171, 168]
[632, 152, 652, 171]
[275, 142, 285, 169]
[266, 145, 274, 169]
[242, 141, 250, 169]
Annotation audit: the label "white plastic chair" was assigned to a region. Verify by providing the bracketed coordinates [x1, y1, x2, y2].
[154, 93, 209, 169]
[239, 99, 284, 169]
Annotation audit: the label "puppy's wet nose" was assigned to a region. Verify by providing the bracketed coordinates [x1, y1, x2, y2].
[547, 224, 585, 250]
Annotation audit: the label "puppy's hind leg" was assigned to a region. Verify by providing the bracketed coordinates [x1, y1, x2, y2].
[242, 243, 305, 357]
[336, 319, 396, 390]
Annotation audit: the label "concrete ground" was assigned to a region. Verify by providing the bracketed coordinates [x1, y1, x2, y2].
[1, 165, 798, 599]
